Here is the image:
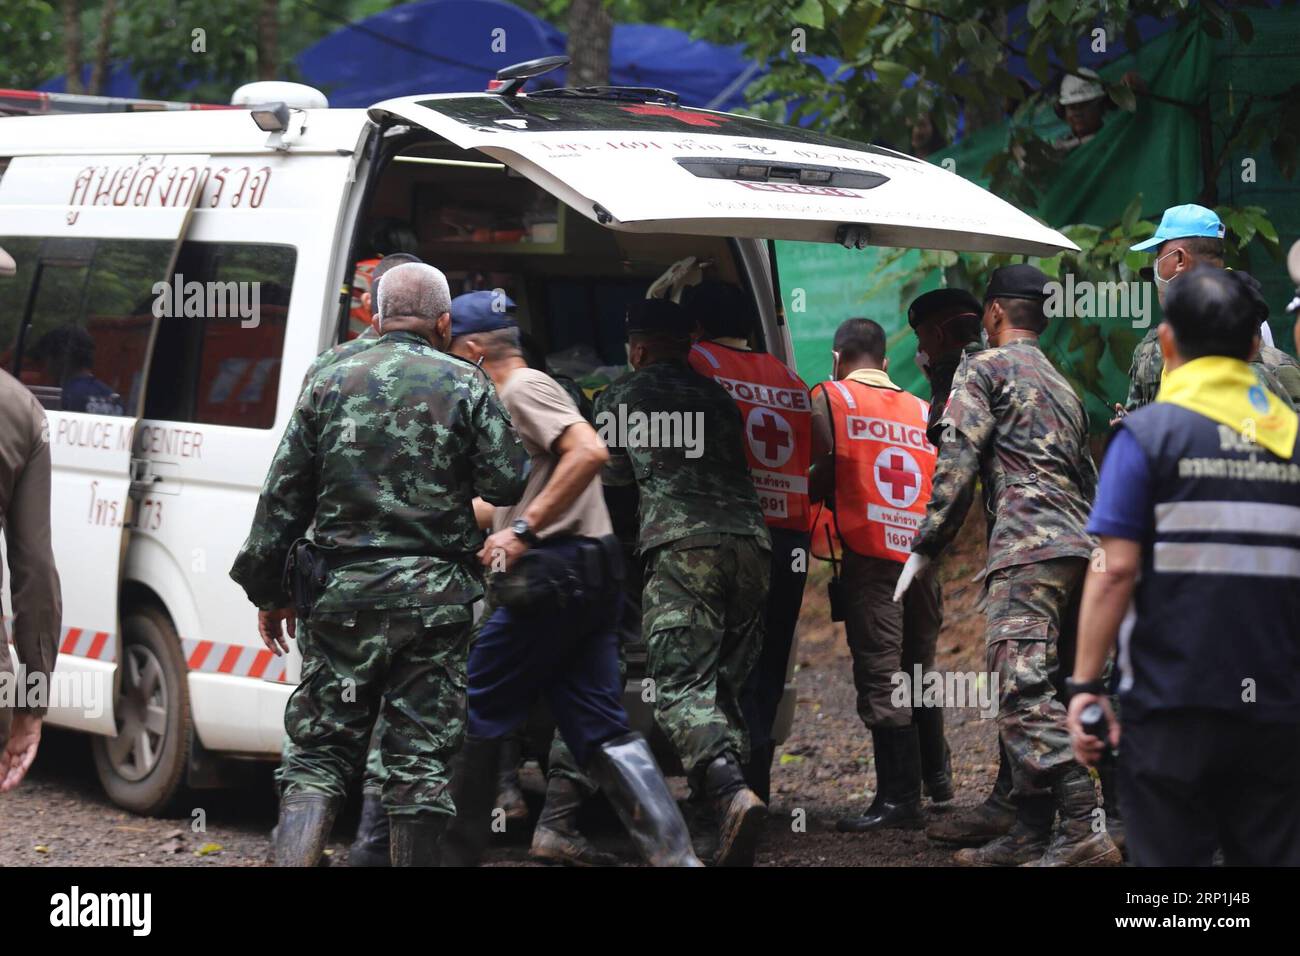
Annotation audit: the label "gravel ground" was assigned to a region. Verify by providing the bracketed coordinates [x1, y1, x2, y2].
[0, 513, 998, 868]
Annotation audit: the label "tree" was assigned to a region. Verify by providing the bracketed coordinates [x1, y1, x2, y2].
[567, 0, 614, 86]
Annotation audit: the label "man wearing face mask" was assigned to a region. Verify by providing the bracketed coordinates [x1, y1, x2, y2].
[1121, 205, 1295, 418]
[898, 265, 1120, 867]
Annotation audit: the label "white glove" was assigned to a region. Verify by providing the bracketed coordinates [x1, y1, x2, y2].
[893, 553, 932, 603]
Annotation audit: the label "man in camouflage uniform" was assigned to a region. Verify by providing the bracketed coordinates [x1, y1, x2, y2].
[230, 263, 527, 867]
[594, 298, 770, 866]
[898, 265, 1121, 867]
[272, 250, 422, 867]
[1122, 205, 1298, 416]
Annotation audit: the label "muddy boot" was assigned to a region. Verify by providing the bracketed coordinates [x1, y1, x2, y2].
[914, 707, 954, 803]
[439, 734, 503, 867]
[927, 739, 1015, 846]
[1025, 765, 1122, 867]
[529, 774, 619, 867]
[953, 794, 1053, 866]
[347, 790, 391, 867]
[588, 732, 703, 867]
[273, 792, 341, 867]
[495, 734, 529, 825]
[390, 815, 449, 867]
[704, 751, 766, 867]
[837, 726, 925, 832]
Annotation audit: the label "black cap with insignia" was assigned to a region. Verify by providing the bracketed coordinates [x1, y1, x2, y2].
[907, 288, 983, 329]
[983, 264, 1052, 304]
[626, 297, 693, 339]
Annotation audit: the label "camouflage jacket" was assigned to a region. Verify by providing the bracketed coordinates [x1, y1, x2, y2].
[1125, 327, 1299, 412]
[230, 330, 527, 613]
[594, 359, 769, 553]
[912, 339, 1097, 572]
[300, 326, 379, 390]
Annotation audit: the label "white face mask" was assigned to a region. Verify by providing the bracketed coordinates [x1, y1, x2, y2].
[1153, 248, 1180, 289]
[914, 349, 931, 373]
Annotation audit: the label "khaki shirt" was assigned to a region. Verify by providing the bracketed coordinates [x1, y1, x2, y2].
[0, 369, 61, 720]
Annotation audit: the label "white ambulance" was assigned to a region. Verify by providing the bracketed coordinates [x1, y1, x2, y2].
[0, 59, 1075, 814]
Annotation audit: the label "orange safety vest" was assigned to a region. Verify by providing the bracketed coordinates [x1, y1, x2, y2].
[819, 378, 937, 562]
[688, 342, 813, 532]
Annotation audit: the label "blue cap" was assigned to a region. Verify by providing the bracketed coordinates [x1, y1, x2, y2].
[1130, 204, 1225, 252]
[449, 290, 516, 337]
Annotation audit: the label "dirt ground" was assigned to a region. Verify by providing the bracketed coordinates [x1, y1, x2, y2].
[0, 510, 998, 868]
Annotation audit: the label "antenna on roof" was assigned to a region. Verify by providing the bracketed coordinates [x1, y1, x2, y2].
[488, 56, 569, 96]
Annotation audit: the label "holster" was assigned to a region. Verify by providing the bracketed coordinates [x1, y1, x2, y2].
[494, 534, 625, 617]
[282, 538, 330, 622]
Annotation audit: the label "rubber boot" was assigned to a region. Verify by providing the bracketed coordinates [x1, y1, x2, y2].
[588, 732, 703, 867]
[495, 734, 529, 825]
[954, 793, 1053, 866]
[439, 734, 503, 867]
[348, 790, 391, 867]
[837, 725, 925, 832]
[927, 738, 1015, 846]
[273, 792, 341, 867]
[914, 707, 954, 803]
[529, 774, 619, 867]
[1025, 765, 1122, 867]
[703, 751, 766, 867]
[390, 815, 450, 867]
[741, 741, 776, 805]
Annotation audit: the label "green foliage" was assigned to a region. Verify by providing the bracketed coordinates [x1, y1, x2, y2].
[0, 0, 61, 88]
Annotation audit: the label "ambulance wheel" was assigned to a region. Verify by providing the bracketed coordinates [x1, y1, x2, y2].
[91, 605, 193, 816]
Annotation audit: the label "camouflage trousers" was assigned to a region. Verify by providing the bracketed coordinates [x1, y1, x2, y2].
[985, 557, 1086, 798]
[277, 715, 387, 797]
[642, 532, 769, 776]
[280, 605, 471, 817]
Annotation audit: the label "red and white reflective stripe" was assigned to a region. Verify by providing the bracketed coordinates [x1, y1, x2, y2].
[3, 620, 116, 663]
[182, 639, 289, 683]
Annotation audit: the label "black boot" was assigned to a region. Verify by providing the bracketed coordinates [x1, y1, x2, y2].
[496, 734, 529, 825]
[390, 815, 450, 867]
[927, 736, 1015, 846]
[588, 733, 702, 867]
[703, 751, 766, 867]
[1026, 764, 1122, 867]
[348, 790, 391, 867]
[914, 707, 954, 803]
[529, 774, 619, 867]
[741, 741, 776, 804]
[439, 734, 503, 867]
[837, 726, 925, 832]
[273, 792, 341, 867]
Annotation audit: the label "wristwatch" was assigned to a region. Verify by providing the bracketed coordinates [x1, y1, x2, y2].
[510, 517, 540, 546]
[1065, 676, 1107, 698]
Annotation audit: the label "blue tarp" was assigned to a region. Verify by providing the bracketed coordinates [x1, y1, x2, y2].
[42, 0, 819, 112]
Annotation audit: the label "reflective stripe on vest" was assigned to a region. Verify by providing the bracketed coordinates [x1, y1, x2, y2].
[822, 378, 936, 562]
[688, 342, 813, 531]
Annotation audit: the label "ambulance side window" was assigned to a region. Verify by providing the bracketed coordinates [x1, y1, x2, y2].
[0, 235, 170, 415]
[144, 241, 295, 430]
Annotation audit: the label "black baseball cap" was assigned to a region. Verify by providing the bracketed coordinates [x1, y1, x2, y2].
[907, 288, 982, 329]
[984, 264, 1051, 304]
[626, 298, 693, 339]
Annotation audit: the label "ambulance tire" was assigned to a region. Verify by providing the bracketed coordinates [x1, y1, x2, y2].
[91, 605, 193, 816]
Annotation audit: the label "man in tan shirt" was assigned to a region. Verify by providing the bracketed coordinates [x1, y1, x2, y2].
[442, 291, 700, 867]
[0, 350, 62, 791]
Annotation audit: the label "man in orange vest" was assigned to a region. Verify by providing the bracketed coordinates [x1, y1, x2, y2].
[685, 280, 813, 804]
[809, 318, 947, 832]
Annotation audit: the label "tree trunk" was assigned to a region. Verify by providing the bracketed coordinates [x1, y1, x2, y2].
[566, 0, 613, 88]
[88, 0, 117, 95]
[61, 0, 84, 94]
[257, 0, 279, 81]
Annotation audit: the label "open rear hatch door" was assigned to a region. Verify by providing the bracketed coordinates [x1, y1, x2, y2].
[369, 92, 1077, 256]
